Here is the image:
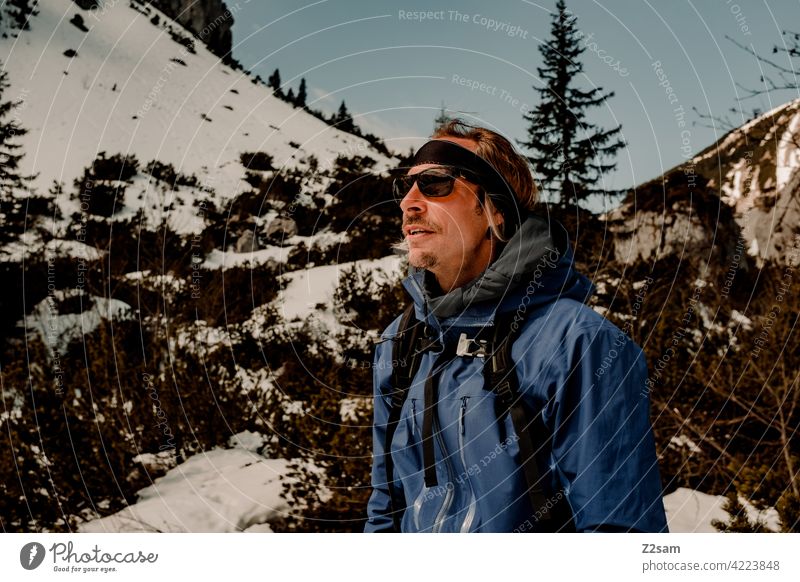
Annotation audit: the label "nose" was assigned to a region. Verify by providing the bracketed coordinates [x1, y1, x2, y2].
[399, 181, 426, 215]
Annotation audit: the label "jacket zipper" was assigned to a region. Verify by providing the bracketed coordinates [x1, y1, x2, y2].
[410, 398, 424, 530]
[458, 396, 477, 532]
[431, 414, 456, 533]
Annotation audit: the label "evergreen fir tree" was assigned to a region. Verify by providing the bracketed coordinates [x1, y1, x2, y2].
[268, 68, 282, 96]
[296, 78, 307, 108]
[335, 100, 355, 133]
[519, 0, 624, 207]
[0, 68, 29, 198]
[285, 87, 295, 104]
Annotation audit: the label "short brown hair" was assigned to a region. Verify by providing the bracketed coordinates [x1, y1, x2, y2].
[432, 119, 538, 210]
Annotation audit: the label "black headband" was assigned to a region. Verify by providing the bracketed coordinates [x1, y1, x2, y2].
[410, 140, 522, 233]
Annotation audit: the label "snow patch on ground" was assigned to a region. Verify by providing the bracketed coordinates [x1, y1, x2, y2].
[202, 246, 287, 269]
[45, 239, 105, 261]
[79, 433, 295, 533]
[664, 487, 781, 533]
[23, 291, 133, 354]
[278, 254, 403, 328]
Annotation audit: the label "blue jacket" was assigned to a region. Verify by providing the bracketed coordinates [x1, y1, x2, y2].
[365, 214, 668, 533]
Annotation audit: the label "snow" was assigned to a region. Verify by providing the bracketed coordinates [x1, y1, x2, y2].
[23, 290, 133, 355]
[748, 237, 760, 258]
[114, 176, 209, 235]
[80, 452, 784, 533]
[79, 433, 296, 533]
[1, 0, 395, 225]
[227, 430, 266, 452]
[232, 366, 274, 398]
[339, 397, 370, 422]
[668, 434, 702, 453]
[0, 230, 43, 261]
[44, 238, 104, 260]
[591, 305, 608, 317]
[663, 487, 781, 533]
[123, 269, 186, 293]
[173, 319, 234, 354]
[132, 450, 177, 475]
[278, 254, 402, 327]
[202, 245, 287, 269]
[730, 309, 753, 330]
[719, 160, 759, 212]
[693, 100, 799, 165]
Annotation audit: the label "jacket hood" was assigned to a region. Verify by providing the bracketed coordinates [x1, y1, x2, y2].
[402, 212, 594, 326]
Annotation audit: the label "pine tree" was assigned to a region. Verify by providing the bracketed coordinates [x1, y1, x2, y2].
[268, 68, 282, 96]
[0, 67, 30, 197]
[285, 87, 295, 104]
[0, 65, 36, 247]
[296, 78, 307, 108]
[335, 100, 355, 133]
[519, 0, 624, 207]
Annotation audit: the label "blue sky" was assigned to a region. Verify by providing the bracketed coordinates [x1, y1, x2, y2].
[229, 0, 800, 203]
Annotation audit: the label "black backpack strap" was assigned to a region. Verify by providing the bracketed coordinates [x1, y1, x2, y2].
[384, 304, 424, 532]
[421, 344, 456, 488]
[483, 312, 575, 532]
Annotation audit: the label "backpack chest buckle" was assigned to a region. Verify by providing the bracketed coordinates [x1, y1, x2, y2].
[456, 333, 489, 358]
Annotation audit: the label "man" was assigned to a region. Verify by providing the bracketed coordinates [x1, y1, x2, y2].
[365, 119, 668, 533]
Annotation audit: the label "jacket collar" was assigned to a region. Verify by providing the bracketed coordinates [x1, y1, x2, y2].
[402, 212, 594, 333]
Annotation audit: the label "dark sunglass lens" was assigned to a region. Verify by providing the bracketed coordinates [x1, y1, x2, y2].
[392, 171, 457, 202]
[417, 174, 455, 197]
[392, 175, 413, 201]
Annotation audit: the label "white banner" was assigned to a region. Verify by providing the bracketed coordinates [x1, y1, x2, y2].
[1, 533, 798, 581]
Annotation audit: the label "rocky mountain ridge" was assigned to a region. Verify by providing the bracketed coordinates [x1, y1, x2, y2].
[606, 98, 800, 268]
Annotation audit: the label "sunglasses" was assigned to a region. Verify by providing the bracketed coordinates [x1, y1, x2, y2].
[392, 168, 479, 202]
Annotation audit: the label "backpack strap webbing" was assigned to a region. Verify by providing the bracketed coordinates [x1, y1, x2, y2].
[483, 311, 576, 532]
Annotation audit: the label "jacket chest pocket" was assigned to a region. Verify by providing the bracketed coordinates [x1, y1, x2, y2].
[456, 391, 522, 468]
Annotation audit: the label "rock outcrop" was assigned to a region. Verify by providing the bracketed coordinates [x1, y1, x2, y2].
[149, 0, 233, 61]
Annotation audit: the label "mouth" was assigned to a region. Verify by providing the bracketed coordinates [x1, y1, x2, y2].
[404, 226, 436, 239]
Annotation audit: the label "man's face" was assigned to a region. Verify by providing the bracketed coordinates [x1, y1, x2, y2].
[399, 138, 502, 291]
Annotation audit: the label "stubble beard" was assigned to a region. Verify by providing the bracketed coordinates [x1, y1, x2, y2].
[409, 249, 438, 270]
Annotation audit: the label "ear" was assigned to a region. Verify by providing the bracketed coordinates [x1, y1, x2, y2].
[492, 208, 505, 236]
[492, 207, 504, 228]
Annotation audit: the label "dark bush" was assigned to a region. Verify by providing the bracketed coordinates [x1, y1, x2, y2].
[261, 172, 301, 206]
[0, 315, 265, 531]
[189, 262, 281, 327]
[333, 262, 407, 333]
[86, 152, 139, 182]
[74, 153, 139, 217]
[240, 151, 274, 172]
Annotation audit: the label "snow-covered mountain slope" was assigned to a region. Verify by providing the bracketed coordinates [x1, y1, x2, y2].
[0, 0, 394, 204]
[605, 98, 800, 267]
